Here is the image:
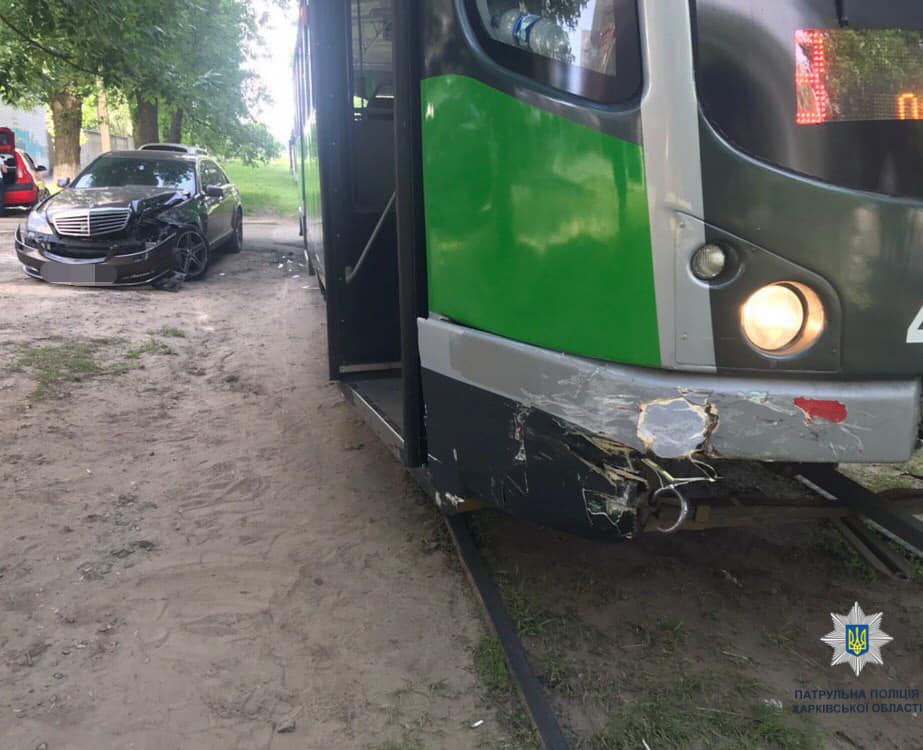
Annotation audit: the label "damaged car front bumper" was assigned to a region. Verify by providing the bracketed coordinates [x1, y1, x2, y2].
[15, 227, 176, 286]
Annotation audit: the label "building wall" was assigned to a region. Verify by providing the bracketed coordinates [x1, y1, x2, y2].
[0, 102, 51, 167]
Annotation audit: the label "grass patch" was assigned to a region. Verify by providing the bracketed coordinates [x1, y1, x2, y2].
[9, 340, 110, 399]
[592, 669, 821, 750]
[471, 636, 540, 749]
[152, 326, 186, 338]
[371, 734, 426, 750]
[8, 336, 182, 398]
[125, 339, 176, 360]
[224, 158, 302, 219]
[473, 637, 511, 695]
[467, 514, 823, 750]
[811, 522, 878, 583]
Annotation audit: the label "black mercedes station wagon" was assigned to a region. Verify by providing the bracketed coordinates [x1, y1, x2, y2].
[15, 149, 242, 286]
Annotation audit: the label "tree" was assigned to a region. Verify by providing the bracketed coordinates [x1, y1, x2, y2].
[0, 0, 281, 174]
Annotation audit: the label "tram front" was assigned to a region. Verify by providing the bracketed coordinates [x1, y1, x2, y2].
[425, 0, 923, 536]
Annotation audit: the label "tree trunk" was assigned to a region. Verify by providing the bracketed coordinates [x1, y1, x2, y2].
[97, 81, 112, 153]
[50, 90, 83, 182]
[168, 108, 184, 144]
[132, 96, 159, 145]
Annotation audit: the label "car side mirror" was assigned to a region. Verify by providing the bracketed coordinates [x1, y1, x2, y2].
[57, 177, 71, 188]
[36, 165, 47, 172]
[205, 185, 225, 198]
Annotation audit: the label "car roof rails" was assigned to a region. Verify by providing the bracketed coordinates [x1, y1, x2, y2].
[138, 143, 210, 156]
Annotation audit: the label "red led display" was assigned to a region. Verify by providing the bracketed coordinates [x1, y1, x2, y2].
[796, 30, 831, 125]
[796, 29, 923, 125]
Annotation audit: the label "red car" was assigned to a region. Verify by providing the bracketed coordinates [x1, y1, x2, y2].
[2, 149, 50, 211]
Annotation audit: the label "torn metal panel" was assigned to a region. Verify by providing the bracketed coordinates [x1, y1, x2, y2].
[422, 369, 648, 540]
[419, 317, 921, 463]
[637, 397, 714, 458]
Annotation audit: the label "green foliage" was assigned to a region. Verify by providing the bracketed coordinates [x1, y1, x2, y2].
[82, 91, 133, 137]
[824, 30, 923, 119]
[0, 0, 285, 160]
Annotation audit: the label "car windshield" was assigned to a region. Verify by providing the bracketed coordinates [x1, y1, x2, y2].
[73, 156, 196, 192]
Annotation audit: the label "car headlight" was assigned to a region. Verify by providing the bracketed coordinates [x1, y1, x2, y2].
[740, 282, 825, 355]
[26, 211, 52, 235]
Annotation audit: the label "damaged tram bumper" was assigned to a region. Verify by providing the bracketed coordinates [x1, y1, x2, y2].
[15, 226, 177, 286]
[420, 318, 922, 539]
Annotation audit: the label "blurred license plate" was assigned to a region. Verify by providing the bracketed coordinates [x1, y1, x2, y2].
[42, 262, 118, 284]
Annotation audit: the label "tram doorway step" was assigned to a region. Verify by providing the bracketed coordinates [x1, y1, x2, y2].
[341, 371, 404, 460]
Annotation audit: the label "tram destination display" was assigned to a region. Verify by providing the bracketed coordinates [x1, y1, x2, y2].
[796, 28, 923, 124]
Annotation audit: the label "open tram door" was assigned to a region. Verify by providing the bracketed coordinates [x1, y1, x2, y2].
[299, 0, 427, 468]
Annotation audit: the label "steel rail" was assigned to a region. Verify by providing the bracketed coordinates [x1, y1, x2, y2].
[794, 464, 923, 555]
[444, 513, 571, 750]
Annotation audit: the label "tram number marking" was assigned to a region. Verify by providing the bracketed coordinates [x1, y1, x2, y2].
[898, 93, 923, 120]
[907, 304, 923, 343]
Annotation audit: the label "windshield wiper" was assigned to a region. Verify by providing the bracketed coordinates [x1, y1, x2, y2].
[836, 0, 849, 27]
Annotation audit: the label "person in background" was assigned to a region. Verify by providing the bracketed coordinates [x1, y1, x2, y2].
[0, 128, 16, 215]
[0, 152, 15, 214]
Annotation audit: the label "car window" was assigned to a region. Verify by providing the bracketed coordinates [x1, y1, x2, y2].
[214, 165, 230, 184]
[22, 152, 37, 171]
[73, 157, 197, 191]
[201, 161, 225, 186]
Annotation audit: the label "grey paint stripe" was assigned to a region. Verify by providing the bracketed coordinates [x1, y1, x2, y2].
[419, 317, 920, 463]
[638, 0, 715, 370]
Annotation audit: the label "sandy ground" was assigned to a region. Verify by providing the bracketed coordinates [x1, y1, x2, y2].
[1, 213, 922, 750]
[0, 216, 505, 750]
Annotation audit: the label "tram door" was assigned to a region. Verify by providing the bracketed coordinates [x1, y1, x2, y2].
[314, 0, 401, 375]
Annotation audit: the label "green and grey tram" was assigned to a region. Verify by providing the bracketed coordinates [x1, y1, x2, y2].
[292, 0, 923, 540]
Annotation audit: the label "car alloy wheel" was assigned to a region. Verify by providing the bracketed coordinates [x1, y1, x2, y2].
[174, 230, 209, 279]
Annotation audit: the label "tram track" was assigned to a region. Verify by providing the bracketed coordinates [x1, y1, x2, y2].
[444, 513, 572, 750]
[442, 466, 923, 749]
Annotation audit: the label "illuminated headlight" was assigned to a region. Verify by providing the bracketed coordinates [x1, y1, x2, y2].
[691, 244, 727, 280]
[26, 211, 52, 235]
[740, 282, 825, 355]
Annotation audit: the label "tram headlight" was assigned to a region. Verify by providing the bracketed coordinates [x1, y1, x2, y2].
[740, 282, 825, 355]
[691, 244, 727, 280]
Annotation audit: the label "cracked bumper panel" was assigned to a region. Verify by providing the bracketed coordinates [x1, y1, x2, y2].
[15, 229, 175, 286]
[418, 318, 921, 463]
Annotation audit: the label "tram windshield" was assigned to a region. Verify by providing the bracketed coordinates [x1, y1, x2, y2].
[695, 0, 923, 197]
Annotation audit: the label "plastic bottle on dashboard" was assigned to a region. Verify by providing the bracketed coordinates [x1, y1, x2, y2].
[491, 9, 570, 62]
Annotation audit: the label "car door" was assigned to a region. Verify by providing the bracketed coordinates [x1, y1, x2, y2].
[212, 163, 237, 237]
[200, 160, 233, 243]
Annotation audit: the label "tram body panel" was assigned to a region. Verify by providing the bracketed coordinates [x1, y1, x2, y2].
[422, 74, 660, 367]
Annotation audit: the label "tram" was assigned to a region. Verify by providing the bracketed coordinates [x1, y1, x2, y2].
[292, 0, 923, 540]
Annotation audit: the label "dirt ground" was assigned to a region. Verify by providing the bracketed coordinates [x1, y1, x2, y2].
[1, 214, 922, 750]
[0, 216, 506, 750]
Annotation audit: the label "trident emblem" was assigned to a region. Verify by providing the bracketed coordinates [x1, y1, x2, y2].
[846, 625, 869, 657]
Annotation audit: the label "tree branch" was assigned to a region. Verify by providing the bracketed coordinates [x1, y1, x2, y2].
[0, 11, 98, 77]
